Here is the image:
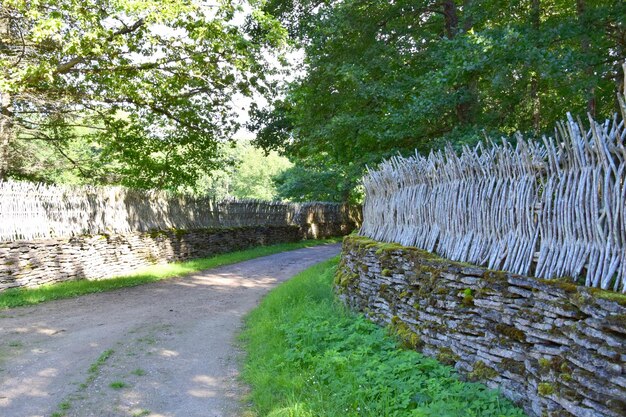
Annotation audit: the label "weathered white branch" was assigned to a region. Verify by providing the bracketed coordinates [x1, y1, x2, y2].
[361, 107, 626, 292]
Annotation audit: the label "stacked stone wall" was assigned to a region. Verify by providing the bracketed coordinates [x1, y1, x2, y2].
[0, 222, 341, 291]
[336, 236, 626, 417]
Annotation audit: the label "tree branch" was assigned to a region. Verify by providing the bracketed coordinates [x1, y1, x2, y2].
[54, 18, 145, 75]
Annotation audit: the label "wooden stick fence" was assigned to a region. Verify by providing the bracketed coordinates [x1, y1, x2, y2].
[0, 181, 352, 241]
[361, 94, 626, 292]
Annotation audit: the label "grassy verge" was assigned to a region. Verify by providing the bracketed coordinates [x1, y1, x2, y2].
[239, 257, 526, 417]
[0, 238, 341, 309]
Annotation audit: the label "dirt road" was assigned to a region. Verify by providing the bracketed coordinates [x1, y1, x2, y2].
[0, 244, 341, 417]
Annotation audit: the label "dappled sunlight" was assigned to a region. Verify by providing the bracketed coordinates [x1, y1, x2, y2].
[0, 241, 341, 416]
[35, 327, 65, 336]
[269, 403, 316, 417]
[117, 391, 175, 417]
[0, 368, 58, 408]
[8, 326, 29, 334]
[159, 349, 179, 358]
[187, 374, 219, 398]
[177, 272, 279, 290]
[5, 325, 65, 337]
[37, 367, 57, 377]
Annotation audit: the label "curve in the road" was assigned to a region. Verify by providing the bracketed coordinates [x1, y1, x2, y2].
[0, 243, 341, 417]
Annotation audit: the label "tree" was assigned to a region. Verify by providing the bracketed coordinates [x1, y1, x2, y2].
[228, 142, 292, 200]
[0, 0, 285, 189]
[251, 0, 626, 202]
[273, 162, 361, 203]
[190, 139, 292, 200]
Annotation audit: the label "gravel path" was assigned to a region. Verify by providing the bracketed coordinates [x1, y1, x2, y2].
[0, 244, 341, 417]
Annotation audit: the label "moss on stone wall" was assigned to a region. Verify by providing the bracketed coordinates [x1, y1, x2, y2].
[537, 383, 555, 396]
[468, 361, 498, 382]
[460, 288, 474, 307]
[390, 315, 422, 350]
[436, 347, 460, 366]
[495, 324, 526, 343]
[337, 235, 626, 417]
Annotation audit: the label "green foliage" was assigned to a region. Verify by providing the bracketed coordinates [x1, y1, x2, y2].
[109, 381, 128, 389]
[193, 139, 292, 200]
[461, 288, 475, 307]
[0, 238, 341, 309]
[240, 258, 526, 417]
[5, 132, 105, 185]
[273, 163, 362, 203]
[228, 143, 292, 200]
[252, 0, 626, 202]
[86, 348, 114, 386]
[0, 0, 286, 189]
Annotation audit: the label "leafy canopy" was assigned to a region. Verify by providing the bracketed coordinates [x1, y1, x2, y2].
[250, 0, 626, 202]
[0, 0, 286, 189]
[194, 139, 292, 200]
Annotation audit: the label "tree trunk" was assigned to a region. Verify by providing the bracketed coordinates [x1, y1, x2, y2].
[443, 1, 473, 124]
[0, 92, 13, 180]
[442, 1, 459, 39]
[530, 78, 540, 131]
[530, 0, 541, 132]
[462, 0, 474, 33]
[576, 0, 596, 116]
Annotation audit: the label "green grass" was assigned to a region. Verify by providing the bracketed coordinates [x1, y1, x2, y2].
[53, 348, 113, 413]
[88, 349, 114, 375]
[239, 257, 526, 417]
[109, 380, 128, 389]
[81, 348, 115, 389]
[0, 238, 341, 309]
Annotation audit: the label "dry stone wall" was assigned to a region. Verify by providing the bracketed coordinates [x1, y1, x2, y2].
[336, 236, 626, 417]
[0, 224, 333, 291]
[0, 226, 301, 291]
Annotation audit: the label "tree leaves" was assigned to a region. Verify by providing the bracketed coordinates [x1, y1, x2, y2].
[251, 0, 626, 202]
[0, 0, 286, 190]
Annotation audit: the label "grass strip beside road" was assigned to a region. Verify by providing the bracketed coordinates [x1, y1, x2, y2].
[0, 238, 341, 309]
[239, 257, 526, 417]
